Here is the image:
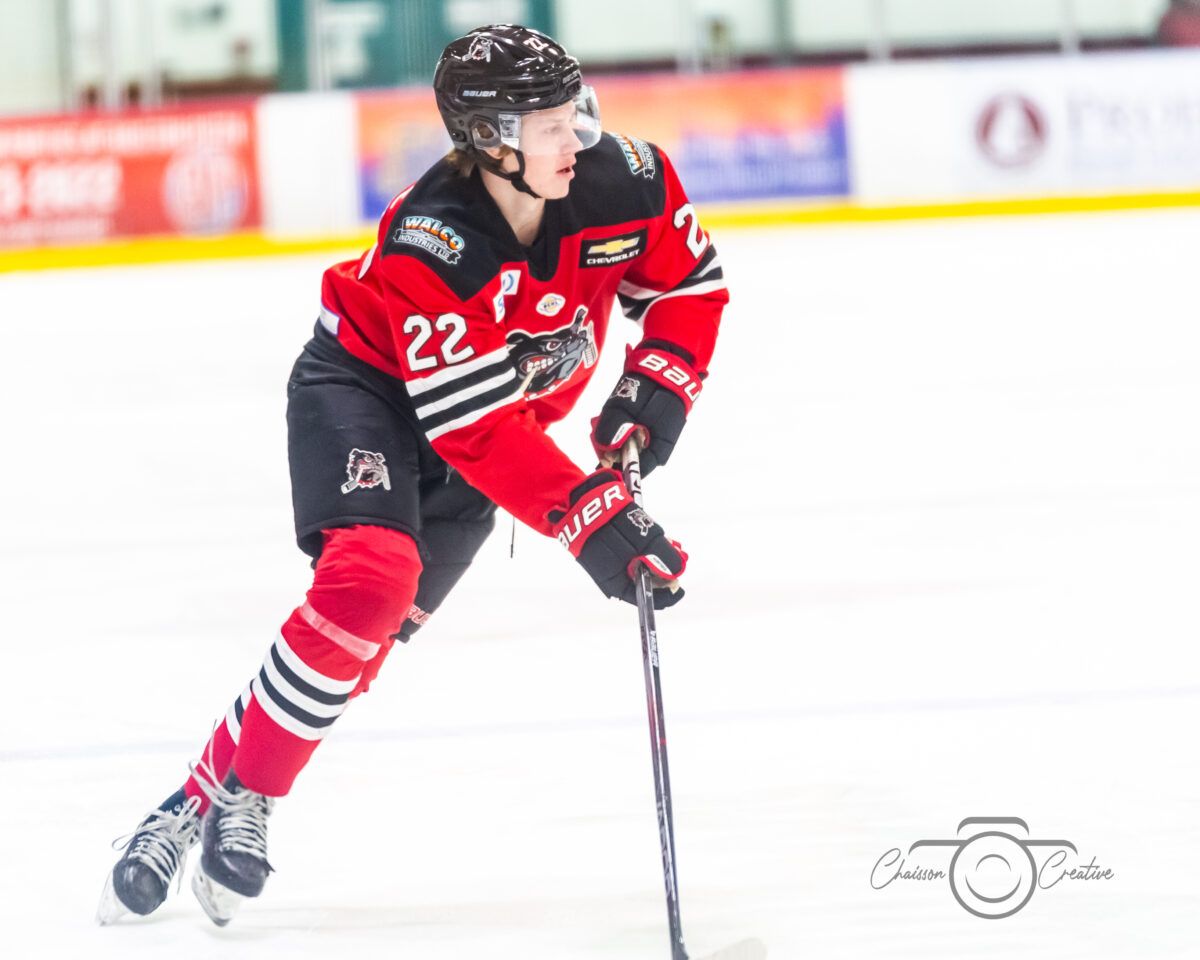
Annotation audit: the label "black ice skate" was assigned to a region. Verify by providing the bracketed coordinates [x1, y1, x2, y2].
[96, 789, 202, 924]
[191, 770, 275, 926]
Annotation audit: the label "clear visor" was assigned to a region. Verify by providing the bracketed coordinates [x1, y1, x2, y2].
[478, 85, 602, 157]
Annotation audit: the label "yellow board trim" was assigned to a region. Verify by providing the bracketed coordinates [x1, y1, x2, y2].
[0, 231, 375, 274]
[701, 190, 1200, 229]
[2, 189, 1199, 273]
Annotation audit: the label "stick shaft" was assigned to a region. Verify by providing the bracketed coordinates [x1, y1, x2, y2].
[622, 440, 688, 960]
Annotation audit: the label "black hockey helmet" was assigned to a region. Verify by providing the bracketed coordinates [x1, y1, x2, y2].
[434, 24, 601, 195]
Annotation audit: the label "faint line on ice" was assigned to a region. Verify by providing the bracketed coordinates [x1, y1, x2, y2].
[3, 684, 1198, 765]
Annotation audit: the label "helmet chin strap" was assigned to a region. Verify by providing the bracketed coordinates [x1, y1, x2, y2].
[475, 149, 542, 199]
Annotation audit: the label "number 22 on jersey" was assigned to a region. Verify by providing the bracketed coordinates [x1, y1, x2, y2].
[403, 313, 475, 371]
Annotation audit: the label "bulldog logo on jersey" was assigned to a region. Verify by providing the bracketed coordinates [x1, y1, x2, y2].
[341, 449, 392, 494]
[507, 306, 598, 398]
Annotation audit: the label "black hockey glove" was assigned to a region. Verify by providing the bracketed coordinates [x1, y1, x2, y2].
[549, 469, 688, 609]
[590, 340, 704, 477]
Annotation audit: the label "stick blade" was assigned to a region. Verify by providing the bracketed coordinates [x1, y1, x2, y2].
[694, 938, 768, 960]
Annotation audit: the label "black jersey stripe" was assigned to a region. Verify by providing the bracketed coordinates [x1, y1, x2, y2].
[256, 668, 339, 730]
[619, 267, 727, 323]
[407, 353, 516, 408]
[268, 645, 350, 707]
[691, 244, 719, 278]
[420, 378, 525, 437]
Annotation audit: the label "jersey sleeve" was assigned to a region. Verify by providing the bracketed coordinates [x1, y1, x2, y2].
[377, 255, 585, 535]
[616, 149, 729, 373]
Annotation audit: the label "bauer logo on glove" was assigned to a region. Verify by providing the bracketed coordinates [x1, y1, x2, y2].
[591, 340, 705, 477]
[549, 469, 688, 609]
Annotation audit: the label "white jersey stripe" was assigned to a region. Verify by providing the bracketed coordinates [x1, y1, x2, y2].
[414, 367, 517, 420]
[405, 348, 512, 397]
[224, 685, 252, 743]
[424, 385, 525, 441]
[251, 676, 328, 741]
[297, 601, 380, 662]
[275, 628, 362, 695]
[318, 304, 340, 336]
[617, 256, 724, 302]
[636, 279, 729, 325]
[617, 278, 664, 300]
[224, 702, 241, 742]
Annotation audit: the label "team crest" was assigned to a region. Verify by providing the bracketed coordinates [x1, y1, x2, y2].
[610, 133, 657, 180]
[507, 305, 598, 398]
[612, 376, 640, 402]
[391, 216, 465, 265]
[537, 293, 566, 317]
[341, 449, 391, 494]
[465, 37, 493, 62]
[628, 508, 655, 536]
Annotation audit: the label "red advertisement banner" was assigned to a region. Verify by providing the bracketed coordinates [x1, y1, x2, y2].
[0, 103, 261, 248]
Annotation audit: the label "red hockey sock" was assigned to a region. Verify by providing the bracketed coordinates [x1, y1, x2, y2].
[230, 525, 421, 796]
[182, 685, 252, 814]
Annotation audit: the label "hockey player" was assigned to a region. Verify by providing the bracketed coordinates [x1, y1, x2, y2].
[98, 23, 727, 926]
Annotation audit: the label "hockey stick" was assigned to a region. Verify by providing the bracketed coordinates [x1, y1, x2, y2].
[621, 438, 686, 959]
[620, 439, 766, 960]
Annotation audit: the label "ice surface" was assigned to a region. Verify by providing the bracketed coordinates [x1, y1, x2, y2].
[1, 208, 1198, 959]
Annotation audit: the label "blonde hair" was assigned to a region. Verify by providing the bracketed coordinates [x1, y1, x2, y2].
[444, 144, 514, 178]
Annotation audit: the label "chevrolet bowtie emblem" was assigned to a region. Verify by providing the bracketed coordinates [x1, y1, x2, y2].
[588, 237, 640, 256]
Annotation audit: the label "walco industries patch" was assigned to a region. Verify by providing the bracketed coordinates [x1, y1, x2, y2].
[579, 228, 647, 268]
[391, 216, 466, 265]
[610, 133, 657, 180]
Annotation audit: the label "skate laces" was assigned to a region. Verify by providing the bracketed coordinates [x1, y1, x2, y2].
[110, 795, 202, 892]
[188, 757, 275, 861]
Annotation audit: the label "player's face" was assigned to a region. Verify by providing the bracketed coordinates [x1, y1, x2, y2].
[513, 102, 584, 199]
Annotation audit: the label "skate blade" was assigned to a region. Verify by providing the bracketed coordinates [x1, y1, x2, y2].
[191, 864, 243, 927]
[95, 871, 130, 926]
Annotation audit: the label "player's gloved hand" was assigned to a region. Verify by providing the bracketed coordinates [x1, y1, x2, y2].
[548, 469, 688, 609]
[591, 340, 704, 476]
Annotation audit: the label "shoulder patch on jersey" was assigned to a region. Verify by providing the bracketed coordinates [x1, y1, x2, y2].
[609, 132, 657, 181]
[391, 215, 466, 265]
[380, 159, 507, 303]
[558, 134, 666, 233]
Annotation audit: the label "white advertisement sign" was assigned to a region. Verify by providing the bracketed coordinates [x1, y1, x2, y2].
[849, 50, 1200, 204]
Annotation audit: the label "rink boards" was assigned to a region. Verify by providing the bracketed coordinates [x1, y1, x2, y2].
[3, 50, 1200, 272]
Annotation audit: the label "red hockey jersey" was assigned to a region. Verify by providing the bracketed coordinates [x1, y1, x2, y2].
[318, 133, 728, 535]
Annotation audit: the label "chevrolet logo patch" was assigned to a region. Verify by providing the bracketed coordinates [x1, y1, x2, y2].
[579, 228, 647, 268]
[589, 237, 639, 256]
